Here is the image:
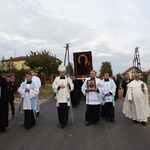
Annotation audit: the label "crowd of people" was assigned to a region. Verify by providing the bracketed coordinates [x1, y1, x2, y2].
[52, 64, 150, 128]
[0, 69, 41, 132]
[0, 64, 149, 132]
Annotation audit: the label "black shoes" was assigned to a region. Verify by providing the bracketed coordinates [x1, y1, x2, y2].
[86, 122, 91, 126]
[60, 123, 66, 129]
[36, 112, 40, 117]
[93, 122, 97, 125]
[103, 117, 115, 122]
[133, 120, 138, 124]
[141, 121, 147, 126]
[109, 118, 115, 122]
[133, 120, 147, 126]
[0, 127, 6, 132]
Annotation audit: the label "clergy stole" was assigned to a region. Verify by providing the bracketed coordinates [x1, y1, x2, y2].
[56, 78, 71, 106]
[16, 81, 36, 116]
[57, 79, 67, 103]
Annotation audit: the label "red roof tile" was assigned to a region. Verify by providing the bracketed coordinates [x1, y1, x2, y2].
[3, 56, 27, 62]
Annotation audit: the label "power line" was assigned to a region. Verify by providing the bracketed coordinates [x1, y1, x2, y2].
[11, 0, 65, 45]
[32, 0, 66, 42]
[23, 0, 65, 44]
[11, 0, 55, 39]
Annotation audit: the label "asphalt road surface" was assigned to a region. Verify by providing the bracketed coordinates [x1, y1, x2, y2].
[0, 97, 150, 150]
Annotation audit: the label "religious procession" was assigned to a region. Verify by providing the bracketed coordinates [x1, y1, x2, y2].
[0, 51, 150, 132]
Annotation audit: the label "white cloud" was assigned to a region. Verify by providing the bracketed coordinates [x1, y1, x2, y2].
[0, 0, 150, 75]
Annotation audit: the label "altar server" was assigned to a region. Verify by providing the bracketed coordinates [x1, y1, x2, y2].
[18, 72, 39, 130]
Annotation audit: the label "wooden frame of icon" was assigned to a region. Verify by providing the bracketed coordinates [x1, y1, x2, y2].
[73, 51, 93, 79]
[87, 80, 96, 91]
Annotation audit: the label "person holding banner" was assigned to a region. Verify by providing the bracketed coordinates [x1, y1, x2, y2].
[52, 63, 74, 128]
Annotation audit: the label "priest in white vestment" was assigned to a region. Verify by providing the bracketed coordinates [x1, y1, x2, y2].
[101, 73, 116, 122]
[123, 73, 149, 125]
[18, 72, 39, 130]
[30, 69, 41, 117]
[52, 63, 74, 128]
[82, 70, 105, 126]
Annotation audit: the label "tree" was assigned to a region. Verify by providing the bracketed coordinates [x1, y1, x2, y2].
[99, 61, 113, 77]
[0, 67, 27, 87]
[66, 62, 74, 75]
[25, 50, 61, 78]
[116, 73, 123, 82]
[141, 72, 147, 82]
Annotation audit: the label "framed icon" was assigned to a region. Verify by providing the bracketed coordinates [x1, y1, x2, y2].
[87, 80, 96, 91]
[73, 51, 93, 79]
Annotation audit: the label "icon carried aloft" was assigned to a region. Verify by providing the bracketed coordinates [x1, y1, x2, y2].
[73, 51, 93, 79]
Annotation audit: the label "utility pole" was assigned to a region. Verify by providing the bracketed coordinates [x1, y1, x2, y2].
[14, 49, 16, 57]
[64, 43, 70, 75]
[132, 47, 141, 76]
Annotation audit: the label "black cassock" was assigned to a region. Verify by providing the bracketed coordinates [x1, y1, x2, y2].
[57, 76, 69, 128]
[122, 79, 132, 98]
[70, 79, 80, 107]
[101, 79, 115, 122]
[0, 75, 8, 132]
[24, 110, 36, 130]
[7, 81, 17, 116]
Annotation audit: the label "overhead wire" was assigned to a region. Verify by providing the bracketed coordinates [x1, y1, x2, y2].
[11, 0, 65, 45]
[23, 0, 65, 44]
[11, 0, 46, 33]
[11, 0, 53, 40]
[24, 0, 64, 45]
[31, 0, 66, 43]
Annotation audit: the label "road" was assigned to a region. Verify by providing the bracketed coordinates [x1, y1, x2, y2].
[0, 97, 150, 150]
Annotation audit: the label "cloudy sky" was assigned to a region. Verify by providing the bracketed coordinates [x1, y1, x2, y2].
[0, 0, 150, 75]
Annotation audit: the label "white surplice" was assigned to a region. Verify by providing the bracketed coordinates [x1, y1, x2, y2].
[52, 76, 74, 106]
[81, 77, 104, 105]
[18, 82, 39, 110]
[102, 79, 116, 104]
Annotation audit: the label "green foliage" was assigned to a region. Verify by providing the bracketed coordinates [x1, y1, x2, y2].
[39, 85, 53, 97]
[25, 50, 61, 78]
[0, 68, 27, 87]
[15, 69, 28, 87]
[116, 73, 123, 81]
[99, 61, 113, 77]
[141, 72, 147, 82]
[15, 84, 53, 98]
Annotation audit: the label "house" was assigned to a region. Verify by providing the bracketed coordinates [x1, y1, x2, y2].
[2, 55, 62, 84]
[2, 56, 27, 70]
[2, 55, 61, 71]
[122, 66, 142, 79]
